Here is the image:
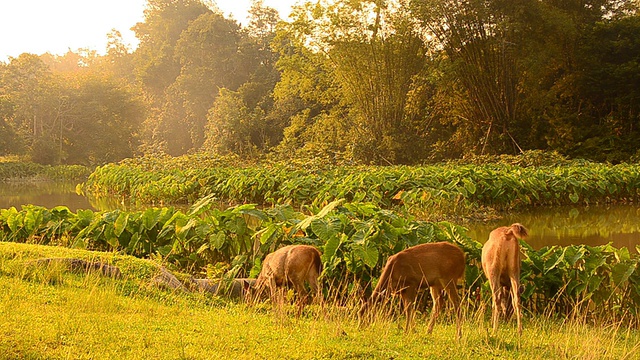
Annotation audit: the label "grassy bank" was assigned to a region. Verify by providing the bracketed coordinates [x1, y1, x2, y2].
[2, 202, 640, 321]
[0, 160, 91, 182]
[1, 242, 638, 359]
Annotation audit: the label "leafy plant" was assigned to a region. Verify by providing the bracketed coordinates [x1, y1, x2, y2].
[2, 200, 638, 318]
[82, 153, 640, 219]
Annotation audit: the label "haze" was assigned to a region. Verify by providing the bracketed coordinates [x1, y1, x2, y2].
[0, 0, 298, 61]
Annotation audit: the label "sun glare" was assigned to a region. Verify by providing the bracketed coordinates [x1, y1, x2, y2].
[0, 0, 298, 62]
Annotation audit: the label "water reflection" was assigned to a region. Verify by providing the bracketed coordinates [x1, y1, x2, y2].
[465, 205, 640, 250]
[0, 181, 187, 212]
[0, 181, 94, 212]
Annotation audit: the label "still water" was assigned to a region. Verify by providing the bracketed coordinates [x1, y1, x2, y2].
[0, 181, 95, 212]
[465, 205, 640, 250]
[1, 181, 639, 250]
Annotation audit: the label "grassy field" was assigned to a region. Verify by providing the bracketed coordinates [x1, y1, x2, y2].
[1, 242, 639, 360]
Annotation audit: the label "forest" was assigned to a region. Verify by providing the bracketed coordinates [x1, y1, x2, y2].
[1, 0, 639, 166]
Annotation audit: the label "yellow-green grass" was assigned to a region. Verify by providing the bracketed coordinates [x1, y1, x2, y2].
[1, 242, 638, 359]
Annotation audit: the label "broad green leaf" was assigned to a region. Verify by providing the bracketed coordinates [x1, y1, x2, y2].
[188, 194, 218, 216]
[296, 199, 345, 231]
[353, 244, 379, 268]
[71, 237, 86, 249]
[157, 244, 173, 256]
[128, 232, 141, 253]
[543, 249, 566, 274]
[106, 237, 119, 248]
[236, 206, 268, 222]
[463, 179, 476, 195]
[588, 275, 604, 296]
[142, 208, 160, 230]
[569, 193, 579, 203]
[584, 255, 607, 275]
[564, 246, 585, 266]
[211, 231, 226, 250]
[227, 217, 247, 236]
[114, 212, 129, 237]
[615, 247, 631, 262]
[76, 209, 95, 226]
[322, 234, 344, 263]
[311, 218, 342, 240]
[250, 258, 263, 278]
[7, 212, 22, 233]
[258, 225, 277, 244]
[196, 223, 212, 239]
[23, 208, 43, 234]
[612, 261, 637, 286]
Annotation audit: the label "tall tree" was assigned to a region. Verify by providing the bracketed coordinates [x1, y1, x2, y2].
[412, 0, 533, 155]
[557, 14, 640, 161]
[278, 0, 432, 164]
[0, 54, 58, 161]
[59, 72, 146, 165]
[132, 0, 212, 154]
[203, 0, 284, 156]
[412, 0, 639, 158]
[179, 12, 247, 148]
[0, 53, 145, 164]
[269, 18, 348, 161]
[132, 0, 211, 101]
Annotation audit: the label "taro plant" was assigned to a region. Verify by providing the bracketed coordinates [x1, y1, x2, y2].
[82, 152, 640, 220]
[519, 241, 640, 318]
[0, 161, 90, 181]
[1, 201, 640, 318]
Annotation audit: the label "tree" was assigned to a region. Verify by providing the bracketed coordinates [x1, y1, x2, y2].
[204, 88, 253, 155]
[273, 0, 432, 164]
[168, 12, 249, 152]
[269, 20, 348, 162]
[0, 54, 59, 161]
[132, 0, 211, 100]
[411, 0, 535, 155]
[560, 15, 640, 161]
[59, 72, 146, 165]
[132, 0, 212, 154]
[202, 0, 284, 157]
[0, 63, 21, 154]
[0, 52, 145, 164]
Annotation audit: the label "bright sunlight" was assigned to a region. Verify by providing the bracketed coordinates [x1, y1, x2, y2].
[0, 0, 298, 61]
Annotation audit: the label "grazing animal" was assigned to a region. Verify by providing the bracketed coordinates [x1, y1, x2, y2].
[359, 242, 465, 338]
[481, 223, 529, 336]
[246, 244, 323, 315]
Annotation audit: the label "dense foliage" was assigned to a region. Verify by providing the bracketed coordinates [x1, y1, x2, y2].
[0, 200, 638, 318]
[0, 161, 90, 181]
[82, 153, 640, 220]
[1, 0, 639, 164]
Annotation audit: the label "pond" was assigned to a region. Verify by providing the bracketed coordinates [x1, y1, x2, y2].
[1, 181, 639, 251]
[0, 180, 121, 212]
[465, 204, 640, 251]
[0, 181, 94, 212]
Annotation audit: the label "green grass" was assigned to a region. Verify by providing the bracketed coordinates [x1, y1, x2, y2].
[1, 242, 638, 359]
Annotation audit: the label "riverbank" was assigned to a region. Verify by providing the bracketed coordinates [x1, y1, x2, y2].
[1, 242, 637, 359]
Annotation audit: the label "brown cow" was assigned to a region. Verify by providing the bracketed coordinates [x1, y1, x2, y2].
[481, 223, 529, 336]
[246, 244, 323, 315]
[359, 242, 465, 338]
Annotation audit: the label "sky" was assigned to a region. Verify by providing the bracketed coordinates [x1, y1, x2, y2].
[0, 0, 299, 62]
